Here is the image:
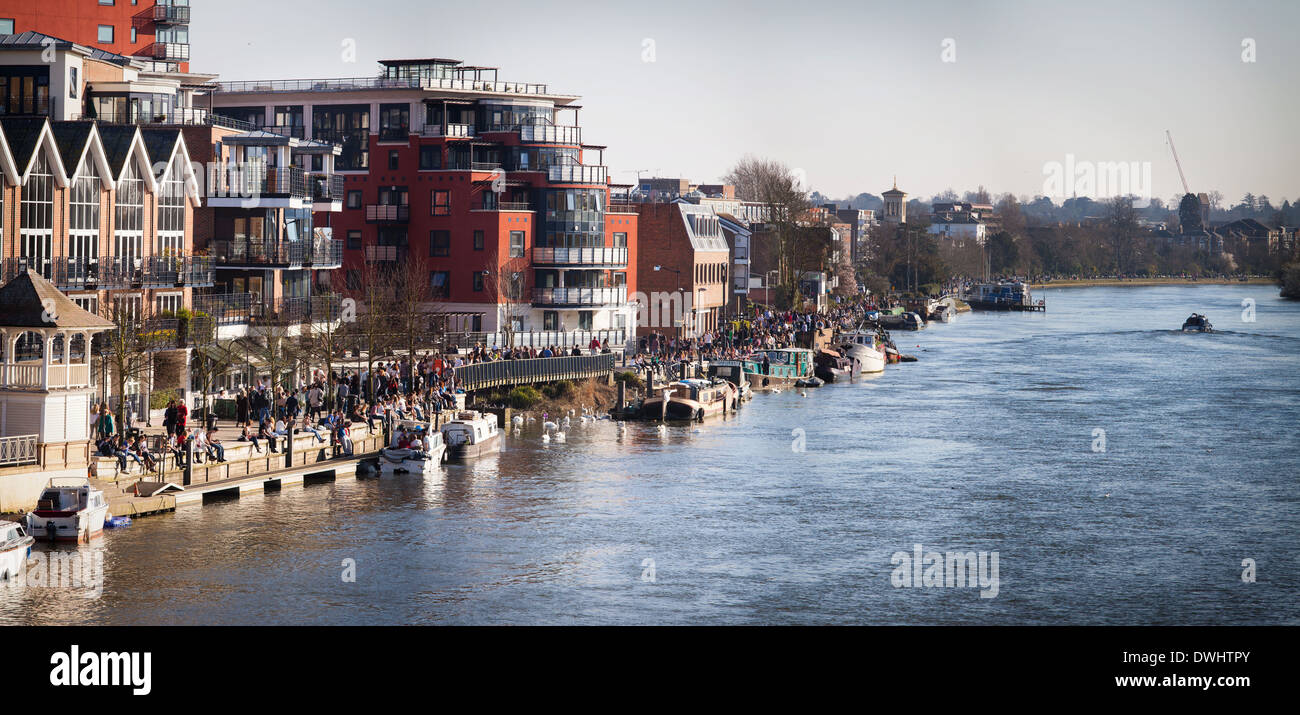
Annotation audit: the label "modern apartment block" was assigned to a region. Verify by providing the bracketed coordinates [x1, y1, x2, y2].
[209, 57, 638, 350]
[0, 0, 191, 73]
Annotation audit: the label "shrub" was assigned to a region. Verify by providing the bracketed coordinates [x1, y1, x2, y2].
[544, 379, 575, 399]
[614, 371, 645, 389]
[508, 386, 542, 409]
[149, 389, 179, 410]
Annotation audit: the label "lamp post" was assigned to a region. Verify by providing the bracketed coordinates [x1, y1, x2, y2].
[765, 270, 779, 308]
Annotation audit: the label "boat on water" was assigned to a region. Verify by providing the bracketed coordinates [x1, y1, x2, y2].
[706, 360, 753, 403]
[881, 311, 926, 330]
[929, 303, 955, 323]
[964, 281, 1045, 311]
[814, 349, 854, 383]
[1181, 313, 1213, 332]
[377, 419, 447, 474]
[640, 378, 738, 421]
[740, 348, 819, 389]
[1, 521, 34, 581]
[839, 328, 888, 374]
[440, 410, 502, 460]
[24, 477, 110, 543]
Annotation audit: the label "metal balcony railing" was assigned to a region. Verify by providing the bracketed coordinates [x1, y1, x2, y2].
[261, 124, 306, 139]
[455, 353, 616, 392]
[142, 255, 214, 286]
[207, 164, 308, 199]
[531, 246, 628, 267]
[607, 202, 640, 214]
[365, 204, 410, 223]
[309, 173, 345, 202]
[153, 4, 191, 24]
[193, 292, 259, 325]
[71, 108, 252, 130]
[152, 42, 190, 61]
[211, 238, 306, 267]
[306, 238, 344, 267]
[217, 77, 557, 96]
[531, 286, 627, 307]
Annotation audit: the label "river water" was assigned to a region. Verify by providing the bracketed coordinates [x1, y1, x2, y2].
[3, 284, 1297, 625]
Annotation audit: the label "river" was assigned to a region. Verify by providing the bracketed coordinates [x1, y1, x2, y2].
[3, 284, 1297, 625]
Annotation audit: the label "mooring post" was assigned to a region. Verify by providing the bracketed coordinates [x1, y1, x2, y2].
[285, 426, 294, 469]
[617, 380, 626, 411]
[183, 438, 193, 487]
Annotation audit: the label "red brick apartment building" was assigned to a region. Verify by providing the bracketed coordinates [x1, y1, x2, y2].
[633, 201, 729, 342]
[210, 58, 638, 350]
[0, 0, 191, 73]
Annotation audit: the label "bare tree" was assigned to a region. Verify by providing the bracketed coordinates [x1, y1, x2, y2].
[481, 257, 530, 348]
[723, 156, 812, 308]
[346, 259, 398, 402]
[97, 297, 173, 434]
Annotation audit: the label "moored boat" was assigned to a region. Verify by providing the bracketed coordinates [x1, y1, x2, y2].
[378, 419, 446, 474]
[24, 478, 109, 543]
[881, 311, 926, 330]
[740, 348, 817, 390]
[1, 521, 34, 581]
[439, 410, 502, 460]
[640, 378, 737, 421]
[814, 349, 854, 383]
[707, 360, 754, 403]
[928, 303, 955, 323]
[839, 328, 888, 374]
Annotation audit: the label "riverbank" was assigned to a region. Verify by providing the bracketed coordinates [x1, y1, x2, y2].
[1030, 277, 1274, 289]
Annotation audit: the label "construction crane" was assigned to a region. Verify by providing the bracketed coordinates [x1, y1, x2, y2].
[1166, 130, 1190, 194]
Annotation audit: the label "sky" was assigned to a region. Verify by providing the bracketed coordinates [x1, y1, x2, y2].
[194, 0, 1299, 205]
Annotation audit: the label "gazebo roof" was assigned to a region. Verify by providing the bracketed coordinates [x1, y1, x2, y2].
[0, 270, 116, 329]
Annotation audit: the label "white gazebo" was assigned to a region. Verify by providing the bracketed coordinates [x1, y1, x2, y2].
[0, 269, 115, 446]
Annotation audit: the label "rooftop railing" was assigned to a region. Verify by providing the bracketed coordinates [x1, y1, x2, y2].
[217, 77, 557, 96]
[72, 108, 253, 131]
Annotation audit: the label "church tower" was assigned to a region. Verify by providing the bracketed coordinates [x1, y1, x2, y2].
[882, 177, 907, 224]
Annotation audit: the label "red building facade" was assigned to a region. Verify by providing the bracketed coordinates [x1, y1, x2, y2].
[0, 0, 191, 73]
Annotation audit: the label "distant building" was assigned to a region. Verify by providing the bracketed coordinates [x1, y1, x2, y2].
[633, 201, 730, 341]
[882, 178, 907, 224]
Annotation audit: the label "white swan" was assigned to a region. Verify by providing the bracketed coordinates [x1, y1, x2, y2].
[542, 433, 551, 444]
[554, 431, 566, 443]
[543, 421, 558, 431]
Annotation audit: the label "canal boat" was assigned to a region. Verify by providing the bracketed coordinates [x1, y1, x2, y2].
[1, 521, 33, 581]
[881, 311, 926, 330]
[378, 419, 447, 474]
[838, 329, 888, 374]
[440, 410, 501, 460]
[964, 281, 1045, 311]
[706, 360, 753, 403]
[24, 477, 110, 543]
[1181, 313, 1213, 332]
[640, 378, 737, 421]
[740, 348, 817, 390]
[814, 349, 854, 383]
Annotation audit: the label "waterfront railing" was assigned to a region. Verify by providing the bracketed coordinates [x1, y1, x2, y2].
[455, 353, 616, 392]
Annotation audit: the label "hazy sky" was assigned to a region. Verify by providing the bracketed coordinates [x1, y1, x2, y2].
[195, 0, 1298, 204]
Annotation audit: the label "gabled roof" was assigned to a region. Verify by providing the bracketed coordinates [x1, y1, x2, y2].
[94, 124, 157, 191]
[140, 127, 201, 203]
[0, 118, 69, 186]
[49, 121, 94, 177]
[0, 122, 21, 185]
[0, 270, 116, 330]
[0, 31, 135, 66]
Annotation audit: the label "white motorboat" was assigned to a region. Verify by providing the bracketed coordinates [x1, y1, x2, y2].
[377, 419, 447, 475]
[839, 329, 887, 374]
[440, 410, 502, 460]
[1, 521, 34, 581]
[24, 477, 110, 543]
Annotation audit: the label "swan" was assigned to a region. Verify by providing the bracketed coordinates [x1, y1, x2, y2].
[542, 433, 551, 444]
[554, 431, 566, 443]
[543, 421, 558, 431]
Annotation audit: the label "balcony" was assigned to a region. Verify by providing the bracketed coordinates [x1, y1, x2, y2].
[153, 4, 191, 23]
[420, 123, 474, 139]
[607, 202, 640, 214]
[518, 125, 581, 144]
[142, 255, 214, 287]
[207, 164, 309, 201]
[261, 124, 306, 139]
[263, 295, 342, 325]
[73, 108, 253, 131]
[365, 204, 410, 223]
[217, 77, 558, 96]
[211, 238, 306, 268]
[4, 256, 211, 289]
[365, 245, 407, 263]
[309, 173, 345, 202]
[306, 238, 344, 268]
[151, 42, 190, 61]
[532, 286, 627, 307]
[548, 164, 607, 184]
[193, 292, 259, 326]
[531, 246, 627, 267]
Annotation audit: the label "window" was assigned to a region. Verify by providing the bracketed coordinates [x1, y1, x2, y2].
[472, 272, 484, 292]
[509, 230, 525, 257]
[432, 190, 450, 216]
[97, 25, 114, 43]
[0, 19, 13, 35]
[388, 150, 399, 170]
[543, 311, 559, 331]
[99, 0, 115, 5]
[419, 146, 441, 170]
[473, 230, 484, 251]
[378, 103, 410, 141]
[156, 155, 186, 255]
[71, 295, 98, 315]
[346, 190, 362, 209]
[578, 311, 593, 331]
[20, 148, 54, 278]
[68, 67, 77, 98]
[613, 232, 627, 248]
[130, 27, 136, 43]
[429, 230, 450, 257]
[429, 271, 450, 299]
[115, 159, 145, 260]
[346, 230, 362, 250]
[156, 293, 182, 315]
[346, 270, 361, 291]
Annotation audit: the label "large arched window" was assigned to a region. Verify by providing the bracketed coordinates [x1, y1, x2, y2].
[70, 159, 101, 277]
[20, 148, 54, 278]
[115, 158, 145, 260]
[157, 154, 185, 255]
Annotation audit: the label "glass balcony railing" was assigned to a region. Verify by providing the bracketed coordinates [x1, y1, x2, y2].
[153, 4, 191, 24]
[211, 238, 306, 267]
[364, 204, 410, 223]
[531, 286, 627, 307]
[547, 164, 607, 184]
[207, 165, 309, 200]
[531, 246, 627, 267]
[309, 173, 345, 202]
[518, 125, 581, 144]
[152, 42, 190, 61]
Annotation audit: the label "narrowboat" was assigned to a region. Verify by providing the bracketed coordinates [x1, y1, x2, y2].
[640, 378, 738, 421]
[439, 410, 502, 460]
[740, 348, 818, 389]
